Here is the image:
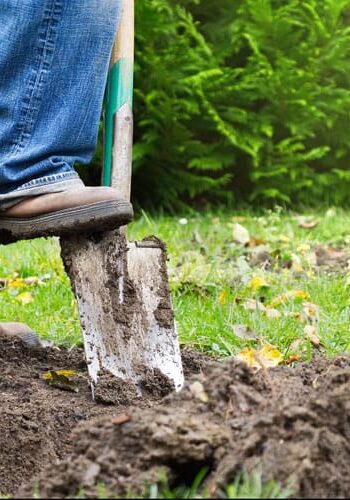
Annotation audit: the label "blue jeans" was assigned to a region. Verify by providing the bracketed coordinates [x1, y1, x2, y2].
[0, 0, 121, 209]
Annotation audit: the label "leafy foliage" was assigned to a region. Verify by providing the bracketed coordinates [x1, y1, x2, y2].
[93, 0, 350, 207]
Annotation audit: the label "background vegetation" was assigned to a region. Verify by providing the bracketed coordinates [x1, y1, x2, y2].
[86, 0, 350, 209]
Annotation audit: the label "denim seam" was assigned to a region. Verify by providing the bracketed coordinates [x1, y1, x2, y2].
[10, 0, 63, 156]
[17, 171, 79, 190]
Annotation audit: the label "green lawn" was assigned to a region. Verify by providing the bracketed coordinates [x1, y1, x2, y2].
[0, 207, 350, 361]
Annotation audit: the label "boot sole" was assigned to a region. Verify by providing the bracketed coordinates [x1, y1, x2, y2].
[0, 200, 133, 245]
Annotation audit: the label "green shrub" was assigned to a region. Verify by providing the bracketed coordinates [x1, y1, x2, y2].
[91, 0, 350, 208]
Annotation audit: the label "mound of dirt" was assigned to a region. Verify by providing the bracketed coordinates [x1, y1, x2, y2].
[9, 340, 349, 499]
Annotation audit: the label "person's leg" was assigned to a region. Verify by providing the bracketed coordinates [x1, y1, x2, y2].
[0, 0, 132, 241]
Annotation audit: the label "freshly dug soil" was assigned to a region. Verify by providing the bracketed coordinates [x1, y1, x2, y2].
[0, 338, 349, 499]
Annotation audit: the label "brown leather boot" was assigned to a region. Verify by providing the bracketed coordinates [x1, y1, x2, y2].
[0, 322, 41, 347]
[0, 187, 133, 244]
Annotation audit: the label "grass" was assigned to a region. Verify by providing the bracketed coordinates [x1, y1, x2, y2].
[0, 206, 350, 360]
[74, 469, 293, 499]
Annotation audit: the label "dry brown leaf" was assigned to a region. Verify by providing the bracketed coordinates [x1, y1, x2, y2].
[243, 298, 266, 312]
[285, 354, 301, 365]
[297, 217, 319, 229]
[111, 415, 131, 426]
[301, 302, 319, 324]
[249, 236, 266, 248]
[265, 308, 282, 319]
[231, 324, 257, 341]
[315, 244, 347, 267]
[289, 338, 303, 352]
[304, 325, 321, 347]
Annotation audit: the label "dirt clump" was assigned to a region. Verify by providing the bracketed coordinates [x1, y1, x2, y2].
[15, 350, 350, 499]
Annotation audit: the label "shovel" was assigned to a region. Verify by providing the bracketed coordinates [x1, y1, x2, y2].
[60, 0, 184, 396]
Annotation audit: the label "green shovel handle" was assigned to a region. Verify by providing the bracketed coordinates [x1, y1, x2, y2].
[102, 0, 134, 190]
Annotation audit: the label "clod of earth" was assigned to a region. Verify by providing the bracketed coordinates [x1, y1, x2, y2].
[1, 337, 349, 499]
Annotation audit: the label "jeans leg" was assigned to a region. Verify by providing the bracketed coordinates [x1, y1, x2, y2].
[0, 0, 121, 207]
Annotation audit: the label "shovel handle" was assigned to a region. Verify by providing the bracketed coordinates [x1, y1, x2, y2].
[102, 0, 134, 201]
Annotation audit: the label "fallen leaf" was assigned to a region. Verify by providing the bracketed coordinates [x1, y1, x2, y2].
[111, 414, 131, 426]
[301, 302, 319, 324]
[258, 344, 284, 368]
[235, 256, 252, 281]
[289, 338, 303, 352]
[315, 244, 346, 267]
[231, 324, 257, 341]
[265, 308, 282, 319]
[291, 254, 303, 273]
[249, 247, 272, 268]
[247, 276, 269, 291]
[285, 354, 301, 365]
[270, 290, 310, 307]
[278, 235, 291, 243]
[24, 277, 45, 286]
[304, 325, 321, 347]
[233, 223, 250, 246]
[296, 217, 319, 229]
[297, 244, 311, 254]
[17, 292, 34, 304]
[243, 298, 266, 312]
[236, 344, 284, 371]
[6, 276, 44, 288]
[249, 236, 265, 248]
[42, 370, 78, 380]
[42, 370, 79, 392]
[189, 381, 209, 403]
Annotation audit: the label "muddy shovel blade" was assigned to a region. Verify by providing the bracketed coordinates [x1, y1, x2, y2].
[60, 232, 184, 395]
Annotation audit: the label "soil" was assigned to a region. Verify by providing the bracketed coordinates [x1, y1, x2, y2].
[0, 338, 349, 499]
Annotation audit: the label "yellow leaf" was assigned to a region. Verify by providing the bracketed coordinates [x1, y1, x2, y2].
[42, 370, 79, 393]
[270, 290, 310, 307]
[8, 278, 27, 288]
[219, 290, 228, 305]
[247, 276, 269, 291]
[258, 344, 284, 368]
[236, 344, 283, 371]
[17, 292, 34, 304]
[278, 235, 291, 243]
[236, 348, 259, 370]
[42, 369, 77, 381]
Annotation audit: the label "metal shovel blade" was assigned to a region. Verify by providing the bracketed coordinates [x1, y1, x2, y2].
[60, 231, 184, 394]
